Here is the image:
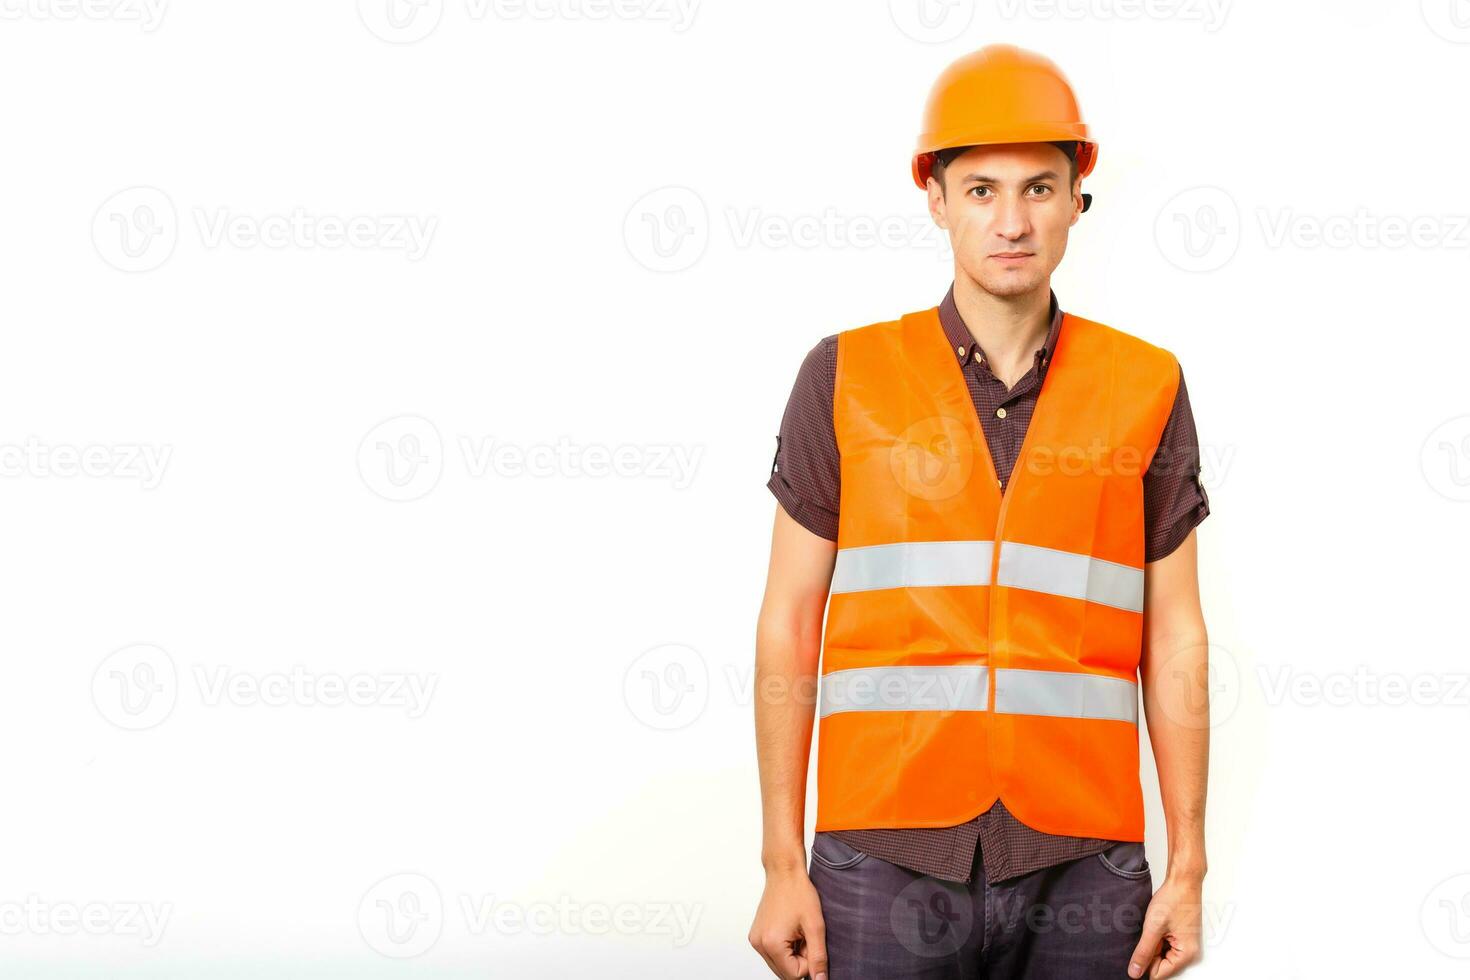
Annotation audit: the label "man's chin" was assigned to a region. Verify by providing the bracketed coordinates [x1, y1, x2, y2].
[971, 270, 1044, 299]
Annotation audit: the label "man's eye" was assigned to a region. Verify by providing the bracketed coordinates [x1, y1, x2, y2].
[1028, 185, 1052, 196]
[969, 186, 991, 199]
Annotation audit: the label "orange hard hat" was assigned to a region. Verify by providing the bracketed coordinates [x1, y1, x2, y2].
[911, 44, 1097, 191]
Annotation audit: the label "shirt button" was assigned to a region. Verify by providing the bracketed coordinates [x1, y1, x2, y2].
[956, 345, 966, 358]
[996, 407, 1007, 419]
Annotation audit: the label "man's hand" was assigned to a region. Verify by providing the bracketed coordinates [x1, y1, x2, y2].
[749, 867, 828, 980]
[1128, 872, 1203, 978]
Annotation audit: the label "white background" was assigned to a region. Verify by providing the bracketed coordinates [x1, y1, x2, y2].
[2, 1, 1468, 976]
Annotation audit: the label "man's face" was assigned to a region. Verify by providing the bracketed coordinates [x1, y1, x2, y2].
[927, 142, 1082, 298]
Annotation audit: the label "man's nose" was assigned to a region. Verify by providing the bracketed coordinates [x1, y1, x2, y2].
[993, 197, 1030, 239]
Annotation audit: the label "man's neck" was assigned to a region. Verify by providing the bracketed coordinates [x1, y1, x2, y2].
[952, 276, 1052, 389]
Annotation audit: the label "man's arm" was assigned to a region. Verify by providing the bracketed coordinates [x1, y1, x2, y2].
[748, 503, 836, 980]
[1130, 527, 1209, 978]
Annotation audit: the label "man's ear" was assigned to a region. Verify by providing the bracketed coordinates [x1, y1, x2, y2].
[928, 177, 950, 230]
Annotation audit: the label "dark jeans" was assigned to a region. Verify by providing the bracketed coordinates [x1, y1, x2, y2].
[809, 831, 1153, 979]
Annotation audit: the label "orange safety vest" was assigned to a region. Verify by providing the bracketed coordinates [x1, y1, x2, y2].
[815, 305, 1180, 841]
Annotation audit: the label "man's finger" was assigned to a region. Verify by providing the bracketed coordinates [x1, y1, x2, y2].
[801, 915, 828, 980]
[755, 934, 800, 980]
[1129, 920, 1166, 978]
[1153, 938, 1198, 979]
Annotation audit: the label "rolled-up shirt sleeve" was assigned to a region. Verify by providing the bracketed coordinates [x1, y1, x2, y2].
[766, 336, 841, 541]
[1143, 366, 1212, 562]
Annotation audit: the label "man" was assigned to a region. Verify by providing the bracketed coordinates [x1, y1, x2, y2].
[749, 46, 1211, 979]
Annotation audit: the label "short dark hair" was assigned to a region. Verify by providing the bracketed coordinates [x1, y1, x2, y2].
[932, 140, 1079, 195]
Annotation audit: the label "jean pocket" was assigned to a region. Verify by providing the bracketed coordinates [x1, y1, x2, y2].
[810, 832, 869, 871]
[1096, 842, 1151, 880]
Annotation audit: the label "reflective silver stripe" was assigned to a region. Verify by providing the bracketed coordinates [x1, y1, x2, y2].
[996, 542, 1144, 613]
[993, 668, 1138, 723]
[830, 541, 994, 595]
[819, 665, 988, 718]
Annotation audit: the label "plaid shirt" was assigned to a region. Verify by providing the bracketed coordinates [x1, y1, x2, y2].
[767, 284, 1210, 884]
